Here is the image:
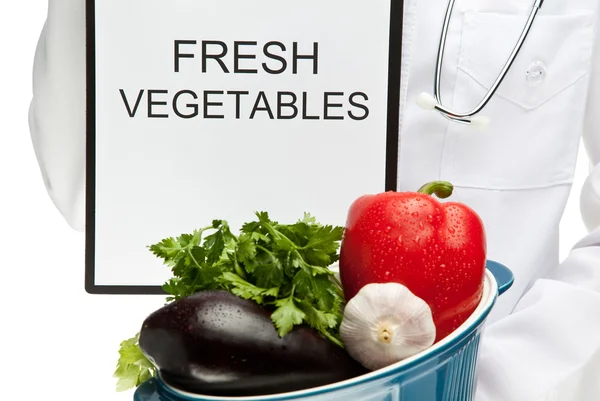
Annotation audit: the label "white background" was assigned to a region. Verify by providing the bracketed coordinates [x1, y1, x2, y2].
[0, 2, 591, 401]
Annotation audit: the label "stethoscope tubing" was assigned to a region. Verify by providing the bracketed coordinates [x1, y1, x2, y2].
[427, 0, 545, 125]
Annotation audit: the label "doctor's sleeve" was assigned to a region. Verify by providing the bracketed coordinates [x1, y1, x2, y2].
[29, 0, 86, 232]
[474, 29, 600, 401]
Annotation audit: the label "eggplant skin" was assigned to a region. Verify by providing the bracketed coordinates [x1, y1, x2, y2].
[139, 290, 368, 396]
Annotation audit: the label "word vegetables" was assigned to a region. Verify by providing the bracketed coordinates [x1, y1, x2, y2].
[119, 40, 370, 121]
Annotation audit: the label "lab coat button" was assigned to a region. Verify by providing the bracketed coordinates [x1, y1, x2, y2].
[526, 61, 547, 86]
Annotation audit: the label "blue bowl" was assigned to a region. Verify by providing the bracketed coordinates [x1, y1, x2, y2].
[134, 261, 513, 401]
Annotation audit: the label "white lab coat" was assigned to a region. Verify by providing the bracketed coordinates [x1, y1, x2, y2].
[29, 0, 600, 400]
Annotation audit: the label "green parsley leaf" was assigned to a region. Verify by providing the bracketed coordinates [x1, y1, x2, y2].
[204, 230, 226, 265]
[221, 272, 271, 304]
[204, 221, 238, 265]
[113, 334, 155, 392]
[148, 237, 181, 264]
[186, 246, 206, 268]
[254, 260, 284, 289]
[236, 233, 258, 271]
[301, 212, 317, 225]
[297, 301, 343, 347]
[292, 270, 336, 311]
[263, 287, 280, 298]
[198, 264, 226, 290]
[271, 295, 306, 337]
[297, 301, 339, 331]
[301, 225, 344, 266]
[171, 258, 187, 277]
[177, 233, 194, 248]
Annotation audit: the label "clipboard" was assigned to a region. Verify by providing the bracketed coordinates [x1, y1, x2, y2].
[85, 0, 404, 294]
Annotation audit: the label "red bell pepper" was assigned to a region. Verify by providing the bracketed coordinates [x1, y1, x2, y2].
[339, 181, 487, 342]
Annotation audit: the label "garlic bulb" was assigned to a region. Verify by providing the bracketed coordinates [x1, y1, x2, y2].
[340, 282, 436, 371]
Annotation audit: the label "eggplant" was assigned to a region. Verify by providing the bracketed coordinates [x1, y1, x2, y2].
[139, 290, 368, 397]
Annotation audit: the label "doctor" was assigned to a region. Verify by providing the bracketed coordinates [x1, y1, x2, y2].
[29, 0, 600, 400]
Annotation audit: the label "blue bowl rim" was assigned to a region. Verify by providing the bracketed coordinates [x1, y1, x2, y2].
[153, 262, 506, 400]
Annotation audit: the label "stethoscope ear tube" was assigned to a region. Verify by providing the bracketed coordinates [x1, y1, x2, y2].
[417, 0, 545, 128]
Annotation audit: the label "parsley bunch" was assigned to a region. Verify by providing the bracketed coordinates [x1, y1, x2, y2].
[114, 212, 346, 391]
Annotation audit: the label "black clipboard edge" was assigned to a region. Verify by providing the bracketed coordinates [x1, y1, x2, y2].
[386, 0, 403, 192]
[84, 0, 404, 295]
[84, 1, 165, 296]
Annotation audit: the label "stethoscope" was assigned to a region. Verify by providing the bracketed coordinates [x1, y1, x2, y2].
[417, 0, 545, 129]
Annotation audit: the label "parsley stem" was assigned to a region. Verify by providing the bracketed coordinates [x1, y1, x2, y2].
[330, 275, 345, 300]
[198, 225, 215, 235]
[185, 249, 205, 293]
[233, 252, 247, 279]
[188, 270, 203, 293]
[261, 222, 297, 250]
[192, 225, 216, 247]
[331, 274, 344, 292]
[323, 331, 344, 348]
[183, 224, 214, 272]
[298, 233, 344, 250]
[291, 249, 333, 276]
[187, 249, 202, 269]
[256, 245, 276, 259]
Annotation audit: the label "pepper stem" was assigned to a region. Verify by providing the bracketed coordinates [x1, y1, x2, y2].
[417, 181, 454, 199]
